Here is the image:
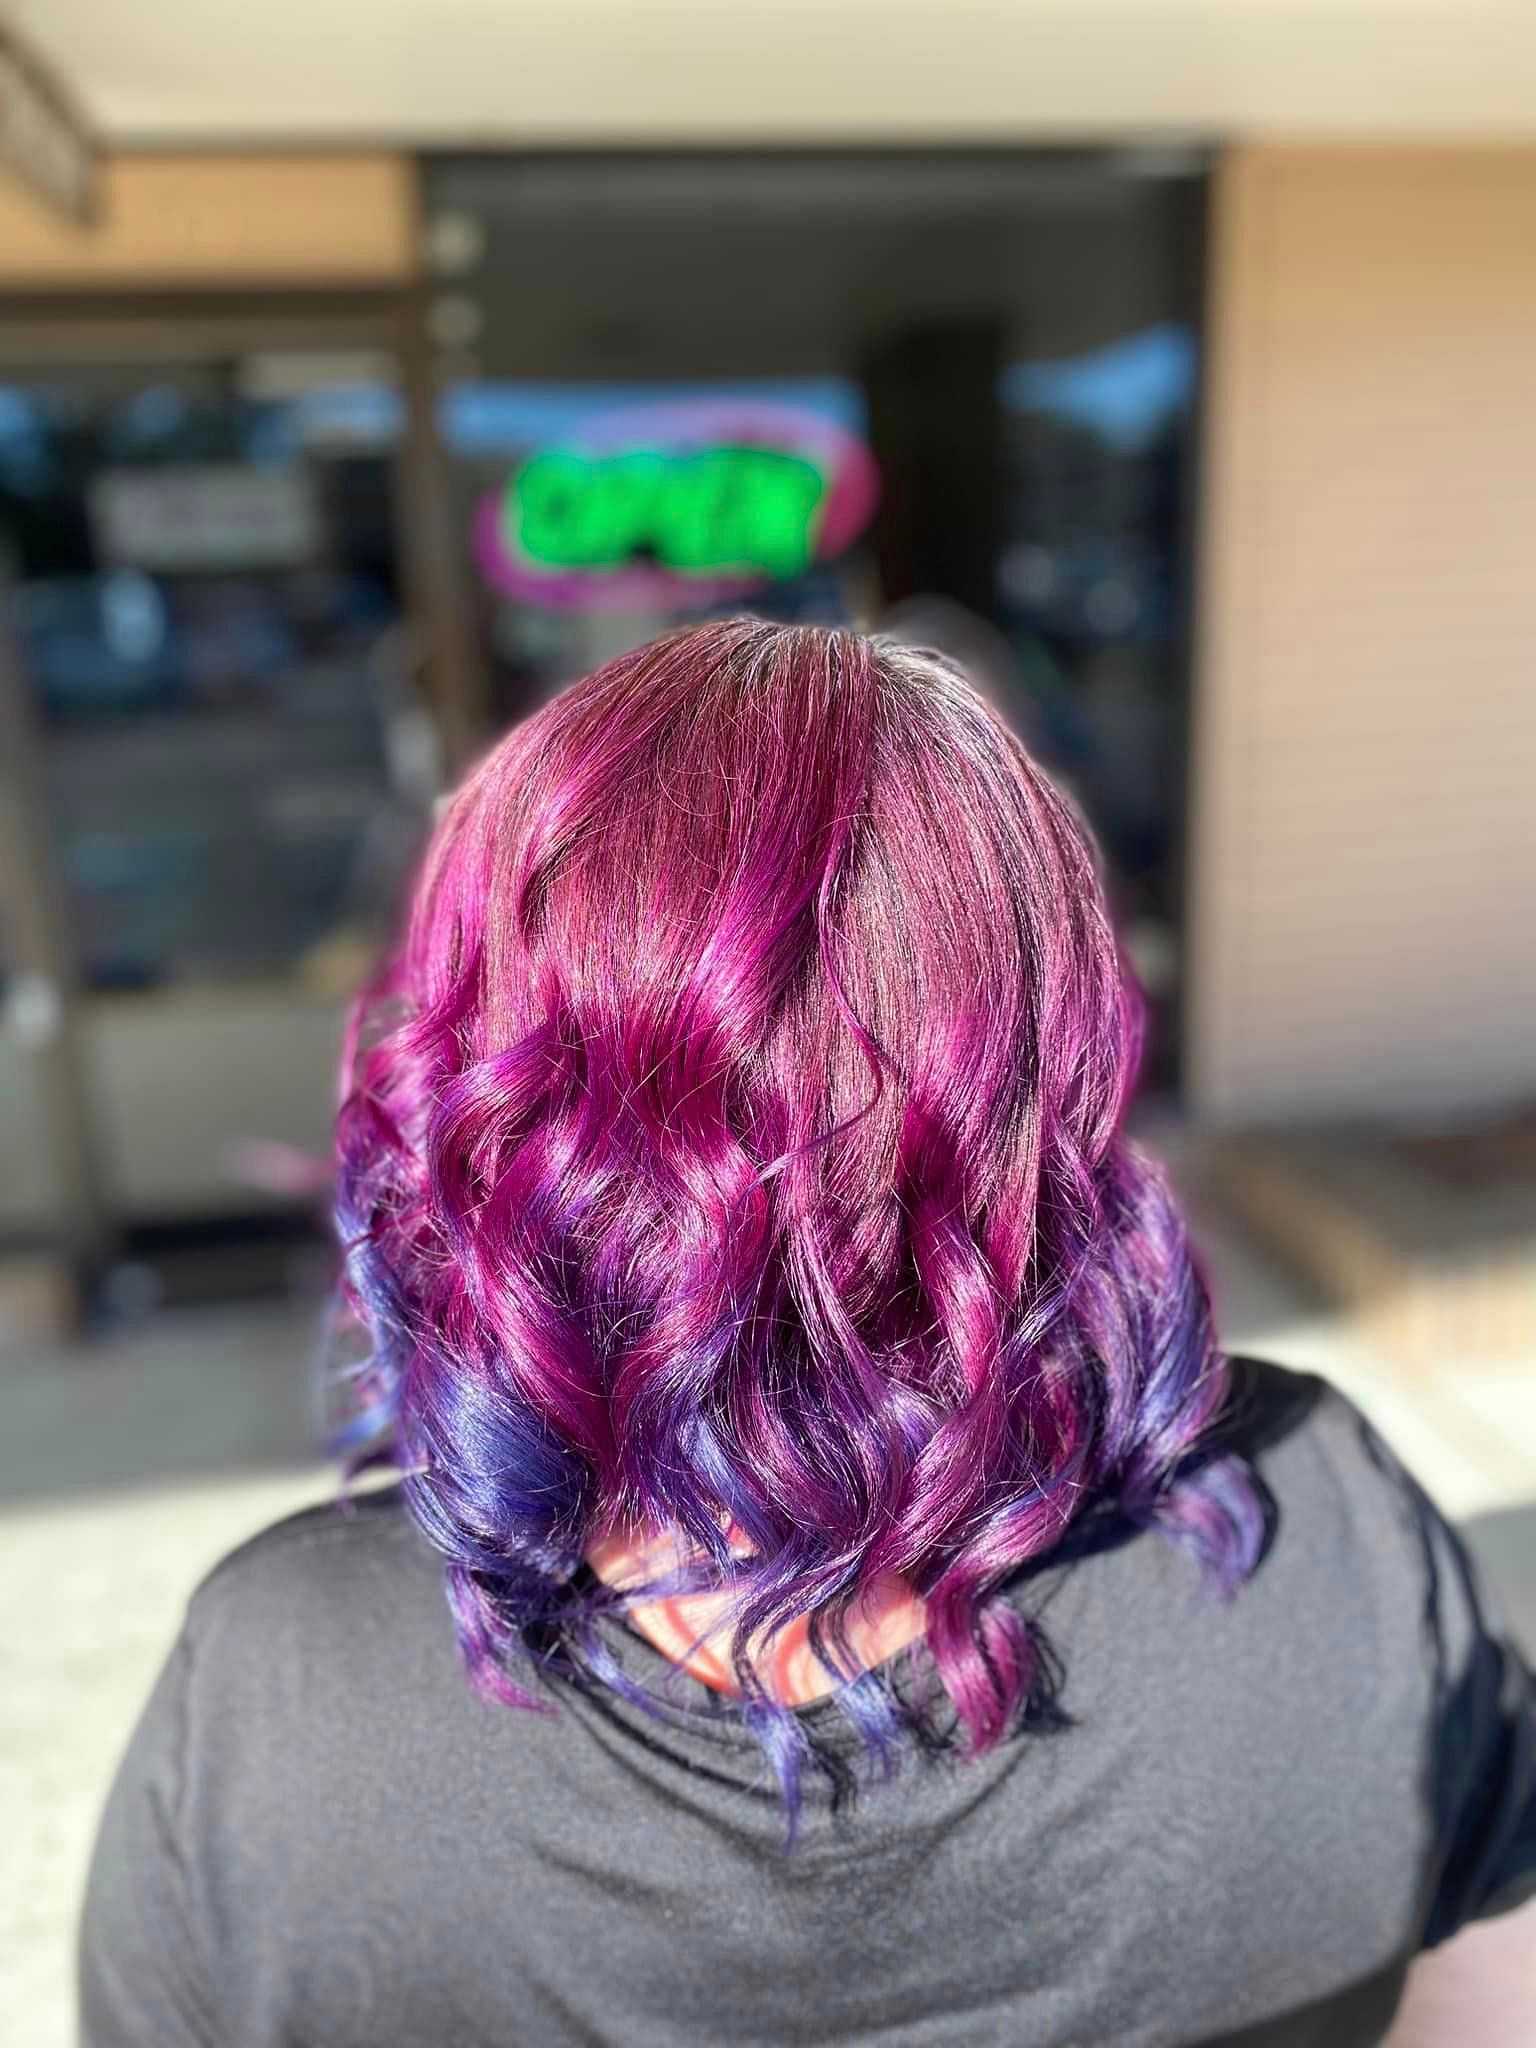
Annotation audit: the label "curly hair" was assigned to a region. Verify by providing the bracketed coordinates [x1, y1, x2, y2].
[332, 618, 1260, 1821]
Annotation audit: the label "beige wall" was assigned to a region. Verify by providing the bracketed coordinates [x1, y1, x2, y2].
[0, 153, 416, 287]
[1187, 145, 1536, 1127]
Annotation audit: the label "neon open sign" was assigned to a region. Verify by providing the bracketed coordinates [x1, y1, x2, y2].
[474, 396, 879, 611]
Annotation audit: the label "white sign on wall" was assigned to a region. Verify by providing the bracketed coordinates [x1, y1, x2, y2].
[90, 466, 322, 573]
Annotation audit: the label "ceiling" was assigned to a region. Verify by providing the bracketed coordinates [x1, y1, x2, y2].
[10, 0, 1536, 145]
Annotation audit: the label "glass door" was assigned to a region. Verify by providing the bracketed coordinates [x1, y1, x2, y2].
[422, 152, 1207, 1079]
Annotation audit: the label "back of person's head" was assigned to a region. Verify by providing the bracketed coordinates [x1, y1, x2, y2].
[335, 617, 1258, 1809]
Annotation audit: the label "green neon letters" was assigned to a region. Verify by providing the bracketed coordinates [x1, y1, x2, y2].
[510, 445, 827, 580]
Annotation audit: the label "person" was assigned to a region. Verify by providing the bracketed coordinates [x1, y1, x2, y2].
[80, 620, 1534, 2046]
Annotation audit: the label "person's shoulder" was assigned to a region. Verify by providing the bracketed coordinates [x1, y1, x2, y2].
[1218, 1353, 1435, 1530]
[195, 1479, 419, 1585]
[1213, 1355, 1476, 1656]
[184, 1481, 438, 1655]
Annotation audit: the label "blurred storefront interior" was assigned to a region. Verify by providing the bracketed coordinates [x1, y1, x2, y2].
[0, 14, 1532, 1345]
[0, 142, 1215, 1319]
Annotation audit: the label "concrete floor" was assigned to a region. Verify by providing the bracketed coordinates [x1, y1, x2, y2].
[3, 1220, 1533, 2047]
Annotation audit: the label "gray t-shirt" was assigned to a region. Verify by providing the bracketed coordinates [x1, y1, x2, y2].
[79, 1361, 1536, 2047]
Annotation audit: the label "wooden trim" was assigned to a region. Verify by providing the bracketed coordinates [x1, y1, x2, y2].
[0, 152, 417, 288]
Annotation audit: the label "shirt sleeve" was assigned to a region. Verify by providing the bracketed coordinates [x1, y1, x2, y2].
[1416, 1495, 1536, 1946]
[78, 1629, 219, 2047]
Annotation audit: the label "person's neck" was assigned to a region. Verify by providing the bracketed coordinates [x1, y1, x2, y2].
[584, 1524, 928, 1707]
